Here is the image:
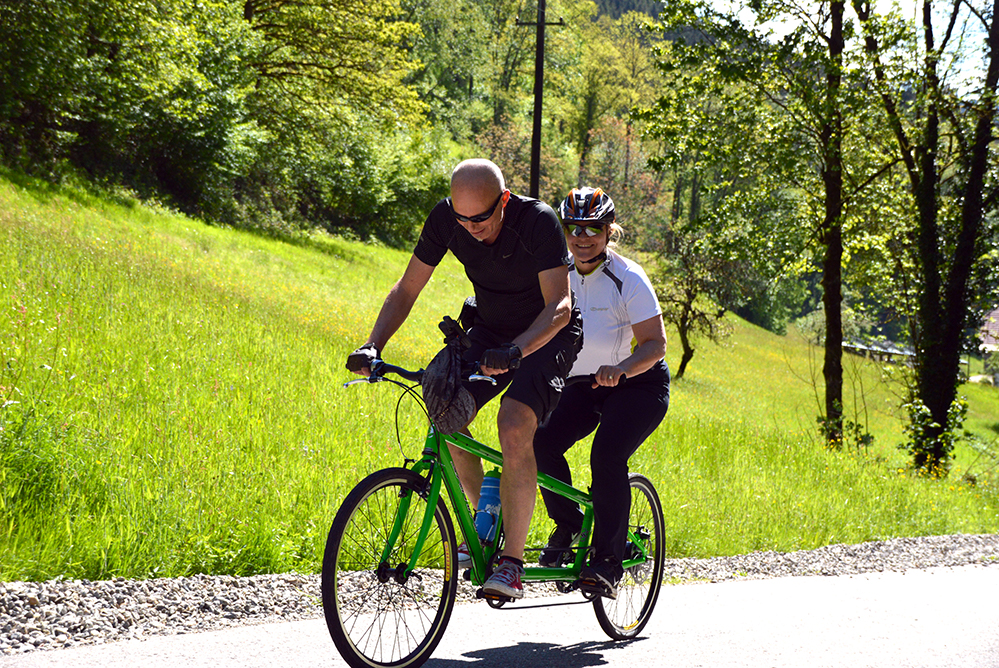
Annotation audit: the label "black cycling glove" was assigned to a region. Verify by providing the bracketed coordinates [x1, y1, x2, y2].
[481, 343, 522, 371]
[346, 343, 380, 372]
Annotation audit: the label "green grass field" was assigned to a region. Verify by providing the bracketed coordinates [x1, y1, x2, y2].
[2, 171, 997, 581]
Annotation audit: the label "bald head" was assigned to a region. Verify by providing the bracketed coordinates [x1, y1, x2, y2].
[451, 159, 505, 199]
[448, 159, 509, 244]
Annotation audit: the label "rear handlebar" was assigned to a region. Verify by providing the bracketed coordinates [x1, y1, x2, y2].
[565, 373, 627, 387]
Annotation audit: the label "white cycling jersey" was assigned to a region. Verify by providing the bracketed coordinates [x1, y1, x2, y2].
[570, 248, 663, 376]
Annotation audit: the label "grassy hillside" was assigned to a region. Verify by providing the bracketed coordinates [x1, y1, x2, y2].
[2, 172, 997, 581]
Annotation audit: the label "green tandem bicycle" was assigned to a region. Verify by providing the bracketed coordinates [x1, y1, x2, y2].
[321, 339, 666, 668]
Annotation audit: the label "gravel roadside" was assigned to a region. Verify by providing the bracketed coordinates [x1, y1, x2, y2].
[2, 533, 997, 656]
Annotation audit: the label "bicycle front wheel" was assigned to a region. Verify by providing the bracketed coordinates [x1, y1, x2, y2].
[592, 472, 666, 640]
[322, 467, 459, 668]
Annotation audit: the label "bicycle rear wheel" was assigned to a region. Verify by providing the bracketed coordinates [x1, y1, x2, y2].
[322, 467, 458, 668]
[592, 472, 665, 640]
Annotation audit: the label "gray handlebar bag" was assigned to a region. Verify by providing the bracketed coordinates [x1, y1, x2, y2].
[422, 341, 476, 434]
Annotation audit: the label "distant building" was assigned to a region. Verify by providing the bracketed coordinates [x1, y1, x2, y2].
[982, 308, 999, 382]
[842, 339, 916, 365]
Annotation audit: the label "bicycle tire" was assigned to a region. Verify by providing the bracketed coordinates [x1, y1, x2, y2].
[322, 467, 459, 668]
[592, 472, 665, 640]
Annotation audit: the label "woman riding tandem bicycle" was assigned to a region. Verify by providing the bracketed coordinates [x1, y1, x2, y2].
[535, 186, 671, 600]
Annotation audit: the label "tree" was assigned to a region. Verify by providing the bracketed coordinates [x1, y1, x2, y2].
[544, 8, 664, 185]
[565, 13, 628, 181]
[652, 228, 736, 378]
[478, 0, 538, 125]
[0, 0, 437, 238]
[243, 0, 422, 125]
[400, 0, 490, 139]
[636, 13, 817, 370]
[595, 0, 662, 18]
[852, 0, 999, 474]
[614, 12, 664, 191]
[475, 116, 574, 205]
[583, 116, 671, 249]
[649, 0, 911, 444]
[0, 0, 264, 212]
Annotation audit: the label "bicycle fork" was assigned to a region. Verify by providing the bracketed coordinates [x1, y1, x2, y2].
[376, 458, 444, 584]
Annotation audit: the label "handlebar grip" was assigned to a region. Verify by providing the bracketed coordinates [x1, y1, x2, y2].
[370, 359, 424, 382]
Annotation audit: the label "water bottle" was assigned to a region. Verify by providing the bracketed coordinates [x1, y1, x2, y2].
[473, 469, 501, 543]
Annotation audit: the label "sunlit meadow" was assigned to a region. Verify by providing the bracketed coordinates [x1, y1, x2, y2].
[1, 172, 997, 581]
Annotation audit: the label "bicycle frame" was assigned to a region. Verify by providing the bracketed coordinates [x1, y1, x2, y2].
[346, 358, 654, 593]
[389, 423, 651, 587]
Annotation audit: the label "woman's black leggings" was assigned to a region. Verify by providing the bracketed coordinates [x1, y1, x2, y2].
[533, 361, 670, 569]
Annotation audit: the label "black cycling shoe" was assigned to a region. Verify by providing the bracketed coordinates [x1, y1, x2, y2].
[538, 525, 579, 567]
[577, 560, 622, 600]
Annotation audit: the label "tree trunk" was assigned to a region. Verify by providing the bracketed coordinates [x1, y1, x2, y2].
[913, 0, 999, 472]
[821, 216, 844, 443]
[577, 91, 598, 184]
[671, 174, 685, 225]
[623, 119, 633, 193]
[819, 0, 845, 444]
[913, 128, 945, 469]
[578, 130, 592, 186]
[675, 320, 694, 379]
[688, 172, 701, 224]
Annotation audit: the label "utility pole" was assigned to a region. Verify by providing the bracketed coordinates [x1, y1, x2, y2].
[517, 1, 564, 199]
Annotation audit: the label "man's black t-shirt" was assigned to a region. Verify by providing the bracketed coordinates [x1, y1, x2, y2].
[413, 194, 571, 341]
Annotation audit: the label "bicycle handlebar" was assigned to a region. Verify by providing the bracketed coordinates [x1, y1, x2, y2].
[343, 358, 498, 387]
[344, 360, 624, 389]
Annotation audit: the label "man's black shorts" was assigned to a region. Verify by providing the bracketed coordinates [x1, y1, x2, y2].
[461, 307, 582, 424]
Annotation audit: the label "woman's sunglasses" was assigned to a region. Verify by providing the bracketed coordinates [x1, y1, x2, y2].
[563, 222, 607, 237]
[448, 194, 503, 224]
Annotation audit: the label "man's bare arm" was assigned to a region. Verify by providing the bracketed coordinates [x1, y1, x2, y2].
[512, 265, 572, 357]
[364, 254, 435, 352]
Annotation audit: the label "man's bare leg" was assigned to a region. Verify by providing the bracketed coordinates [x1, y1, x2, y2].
[448, 435, 484, 508]
[494, 397, 538, 562]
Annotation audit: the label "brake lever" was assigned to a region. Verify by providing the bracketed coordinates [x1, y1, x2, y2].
[343, 377, 382, 388]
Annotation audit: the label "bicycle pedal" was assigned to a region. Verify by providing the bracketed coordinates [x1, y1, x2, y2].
[475, 587, 514, 603]
[555, 579, 580, 594]
[577, 578, 617, 600]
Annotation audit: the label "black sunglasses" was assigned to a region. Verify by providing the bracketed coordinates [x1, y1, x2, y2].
[449, 193, 503, 224]
[563, 221, 608, 237]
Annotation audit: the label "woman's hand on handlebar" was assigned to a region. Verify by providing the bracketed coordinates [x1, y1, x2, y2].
[592, 364, 627, 388]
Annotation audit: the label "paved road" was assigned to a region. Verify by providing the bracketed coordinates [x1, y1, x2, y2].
[3, 565, 998, 668]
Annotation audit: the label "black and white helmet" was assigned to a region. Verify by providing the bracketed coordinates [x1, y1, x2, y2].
[558, 187, 615, 222]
